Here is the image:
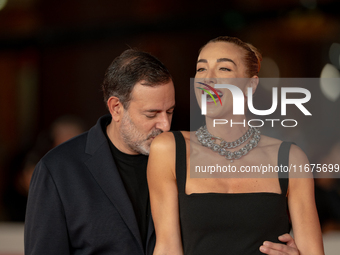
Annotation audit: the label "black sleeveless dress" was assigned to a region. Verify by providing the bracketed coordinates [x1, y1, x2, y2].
[172, 131, 292, 255]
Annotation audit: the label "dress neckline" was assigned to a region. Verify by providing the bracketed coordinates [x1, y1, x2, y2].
[172, 131, 292, 197]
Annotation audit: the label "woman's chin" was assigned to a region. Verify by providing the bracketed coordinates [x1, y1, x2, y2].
[205, 108, 230, 120]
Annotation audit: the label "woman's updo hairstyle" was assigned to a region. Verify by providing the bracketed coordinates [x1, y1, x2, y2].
[200, 36, 262, 78]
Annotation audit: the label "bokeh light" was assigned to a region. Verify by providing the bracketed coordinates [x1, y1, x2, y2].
[320, 64, 340, 102]
[0, 0, 8, 11]
[329, 43, 340, 69]
[258, 57, 280, 91]
[300, 0, 317, 9]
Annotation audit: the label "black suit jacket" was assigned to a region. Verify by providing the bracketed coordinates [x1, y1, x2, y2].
[25, 115, 155, 255]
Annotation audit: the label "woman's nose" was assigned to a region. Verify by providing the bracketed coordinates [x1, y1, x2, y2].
[203, 69, 217, 85]
[203, 77, 217, 86]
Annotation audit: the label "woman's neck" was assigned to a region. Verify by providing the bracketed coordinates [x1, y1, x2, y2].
[205, 115, 249, 142]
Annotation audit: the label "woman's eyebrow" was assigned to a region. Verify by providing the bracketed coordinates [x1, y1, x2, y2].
[197, 58, 237, 67]
[217, 58, 237, 66]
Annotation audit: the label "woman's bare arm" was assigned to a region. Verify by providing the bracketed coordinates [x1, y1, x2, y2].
[147, 132, 184, 255]
[288, 145, 324, 255]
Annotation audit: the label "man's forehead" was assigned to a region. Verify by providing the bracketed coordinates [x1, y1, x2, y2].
[129, 81, 175, 108]
[131, 82, 173, 97]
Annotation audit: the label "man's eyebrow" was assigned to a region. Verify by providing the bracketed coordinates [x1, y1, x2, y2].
[197, 59, 207, 63]
[217, 58, 237, 66]
[143, 104, 176, 113]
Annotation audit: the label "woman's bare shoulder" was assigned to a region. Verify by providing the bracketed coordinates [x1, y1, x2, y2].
[150, 132, 176, 152]
[258, 135, 282, 150]
[259, 135, 307, 161]
[289, 143, 309, 164]
[181, 131, 191, 140]
[150, 130, 187, 149]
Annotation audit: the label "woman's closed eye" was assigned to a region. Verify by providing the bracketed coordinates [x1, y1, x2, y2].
[196, 67, 232, 73]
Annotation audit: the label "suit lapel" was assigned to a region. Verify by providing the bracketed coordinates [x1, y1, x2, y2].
[84, 116, 144, 252]
[146, 211, 155, 255]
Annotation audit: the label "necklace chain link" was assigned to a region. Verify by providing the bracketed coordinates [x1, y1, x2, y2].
[195, 126, 261, 162]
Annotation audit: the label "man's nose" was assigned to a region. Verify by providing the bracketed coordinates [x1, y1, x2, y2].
[155, 113, 171, 132]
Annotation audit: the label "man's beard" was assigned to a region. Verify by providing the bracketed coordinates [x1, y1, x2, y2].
[119, 112, 162, 155]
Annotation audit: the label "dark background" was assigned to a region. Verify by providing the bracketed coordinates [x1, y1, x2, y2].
[0, 0, 340, 223]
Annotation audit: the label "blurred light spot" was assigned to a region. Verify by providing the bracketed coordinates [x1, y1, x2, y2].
[320, 64, 340, 102]
[329, 43, 340, 69]
[0, 0, 8, 11]
[300, 0, 317, 9]
[321, 63, 340, 78]
[258, 58, 280, 91]
[259, 58, 280, 77]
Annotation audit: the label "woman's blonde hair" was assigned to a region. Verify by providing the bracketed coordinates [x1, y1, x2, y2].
[200, 36, 262, 77]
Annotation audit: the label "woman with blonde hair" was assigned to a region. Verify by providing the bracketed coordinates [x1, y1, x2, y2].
[147, 36, 324, 255]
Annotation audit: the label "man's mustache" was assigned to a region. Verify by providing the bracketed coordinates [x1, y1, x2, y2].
[147, 129, 163, 140]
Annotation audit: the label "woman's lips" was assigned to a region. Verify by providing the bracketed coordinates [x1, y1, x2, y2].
[196, 82, 223, 105]
[201, 88, 224, 104]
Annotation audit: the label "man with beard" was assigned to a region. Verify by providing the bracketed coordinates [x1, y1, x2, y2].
[25, 49, 175, 255]
[25, 49, 299, 255]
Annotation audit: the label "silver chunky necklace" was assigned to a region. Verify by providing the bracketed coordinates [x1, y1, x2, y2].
[195, 126, 261, 163]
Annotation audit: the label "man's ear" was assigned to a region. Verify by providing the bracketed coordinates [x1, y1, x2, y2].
[107, 96, 123, 122]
